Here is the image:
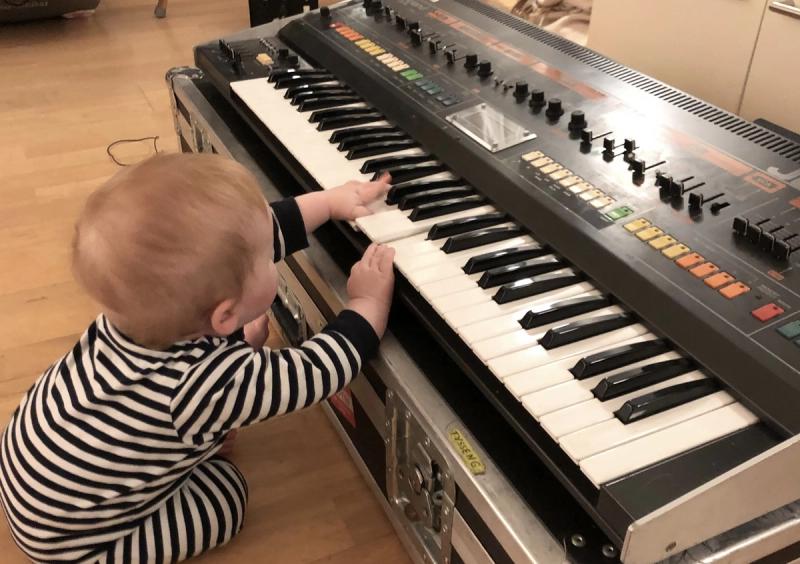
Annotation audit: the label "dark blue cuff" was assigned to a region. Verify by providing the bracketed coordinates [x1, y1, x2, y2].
[325, 310, 380, 364]
[271, 197, 309, 260]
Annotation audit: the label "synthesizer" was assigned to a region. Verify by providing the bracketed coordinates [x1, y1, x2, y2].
[194, 1, 800, 560]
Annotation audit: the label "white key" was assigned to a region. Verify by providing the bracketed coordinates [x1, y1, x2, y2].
[560, 390, 735, 462]
[356, 205, 496, 243]
[487, 323, 650, 379]
[405, 242, 546, 287]
[514, 350, 683, 412]
[503, 334, 664, 398]
[433, 281, 595, 318]
[579, 403, 758, 486]
[446, 286, 600, 329]
[395, 235, 536, 276]
[421, 266, 578, 302]
[539, 370, 707, 439]
[471, 306, 626, 360]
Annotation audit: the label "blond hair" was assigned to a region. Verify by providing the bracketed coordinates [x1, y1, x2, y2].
[73, 153, 269, 348]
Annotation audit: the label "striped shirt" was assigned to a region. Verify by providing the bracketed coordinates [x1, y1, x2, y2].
[0, 198, 379, 560]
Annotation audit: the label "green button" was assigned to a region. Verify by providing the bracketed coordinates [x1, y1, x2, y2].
[777, 320, 800, 340]
[400, 69, 416, 77]
[606, 206, 634, 221]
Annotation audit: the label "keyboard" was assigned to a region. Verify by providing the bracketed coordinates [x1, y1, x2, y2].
[195, 1, 800, 558]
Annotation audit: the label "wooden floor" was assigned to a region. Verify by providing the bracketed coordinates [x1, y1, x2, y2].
[0, 1, 410, 562]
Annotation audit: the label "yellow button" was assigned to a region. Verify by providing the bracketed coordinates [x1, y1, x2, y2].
[531, 157, 553, 168]
[368, 47, 385, 55]
[550, 169, 571, 180]
[559, 175, 581, 187]
[591, 196, 615, 209]
[377, 53, 393, 61]
[569, 182, 592, 194]
[580, 189, 605, 201]
[255, 53, 274, 66]
[704, 272, 735, 289]
[540, 163, 563, 174]
[720, 282, 750, 299]
[689, 262, 719, 278]
[649, 235, 676, 250]
[522, 151, 544, 161]
[676, 253, 704, 269]
[636, 226, 664, 241]
[624, 218, 651, 232]
[662, 244, 690, 259]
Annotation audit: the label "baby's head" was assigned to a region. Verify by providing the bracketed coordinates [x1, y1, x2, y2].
[73, 153, 278, 348]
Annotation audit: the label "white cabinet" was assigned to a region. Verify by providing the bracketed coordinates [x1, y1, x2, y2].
[587, 0, 769, 113]
[740, 1, 800, 133]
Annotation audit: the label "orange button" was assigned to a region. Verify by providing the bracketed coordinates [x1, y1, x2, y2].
[689, 262, 719, 278]
[676, 253, 704, 269]
[704, 272, 734, 289]
[720, 282, 750, 299]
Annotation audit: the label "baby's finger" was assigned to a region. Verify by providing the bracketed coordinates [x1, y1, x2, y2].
[377, 245, 396, 274]
[361, 242, 378, 266]
[358, 175, 392, 202]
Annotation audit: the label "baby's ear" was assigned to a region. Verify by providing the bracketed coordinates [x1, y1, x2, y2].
[210, 298, 241, 336]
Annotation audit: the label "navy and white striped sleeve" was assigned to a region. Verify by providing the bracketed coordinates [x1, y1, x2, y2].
[270, 198, 309, 262]
[170, 310, 378, 445]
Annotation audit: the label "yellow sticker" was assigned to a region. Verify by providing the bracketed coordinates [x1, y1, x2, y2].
[448, 428, 486, 475]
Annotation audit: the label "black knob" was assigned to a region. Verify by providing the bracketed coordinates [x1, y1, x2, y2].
[410, 29, 422, 46]
[407, 21, 420, 31]
[286, 54, 299, 66]
[369, 0, 382, 11]
[631, 158, 646, 176]
[513, 81, 529, 101]
[602, 137, 616, 152]
[568, 110, 587, 132]
[320, 6, 331, 18]
[624, 138, 636, 152]
[277, 48, 289, 59]
[464, 53, 478, 69]
[395, 15, 405, 28]
[384, 5, 391, 16]
[529, 89, 545, 108]
[428, 39, 439, 54]
[545, 98, 564, 120]
[477, 60, 493, 78]
[580, 129, 593, 144]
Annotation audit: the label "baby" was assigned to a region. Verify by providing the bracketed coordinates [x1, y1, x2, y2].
[0, 153, 395, 562]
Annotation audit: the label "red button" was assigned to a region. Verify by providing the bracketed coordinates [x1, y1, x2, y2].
[751, 303, 785, 322]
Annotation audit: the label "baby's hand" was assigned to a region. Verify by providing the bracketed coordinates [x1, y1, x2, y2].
[328, 173, 391, 221]
[346, 243, 395, 337]
[243, 313, 270, 349]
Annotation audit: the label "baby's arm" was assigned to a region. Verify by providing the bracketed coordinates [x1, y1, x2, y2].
[295, 173, 391, 234]
[171, 244, 395, 446]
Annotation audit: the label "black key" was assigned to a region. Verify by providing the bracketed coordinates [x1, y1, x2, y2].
[493, 271, 583, 304]
[361, 154, 432, 174]
[338, 131, 408, 150]
[330, 125, 398, 143]
[310, 107, 376, 123]
[538, 312, 636, 350]
[592, 358, 695, 400]
[289, 85, 350, 102]
[275, 75, 337, 89]
[614, 379, 718, 424]
[409, 195, 487, 221]
[398, 186, 475, 210]
[570, 338, 672, 379]
[318, 113, 383, 131]
[269, 69, 331, 83]
[519, 294, 612, 330]
[463, 243, 548, 273]
[348, 140, 420, 160]
[388, 178, 466, 206]
[374, 162, 447, 183]
[298, 95, 363, 111]
[441, 226, 524, 253]
[479, 256, 565, 288]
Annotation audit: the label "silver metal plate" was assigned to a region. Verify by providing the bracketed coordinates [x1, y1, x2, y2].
[446, 103, 536, 152]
